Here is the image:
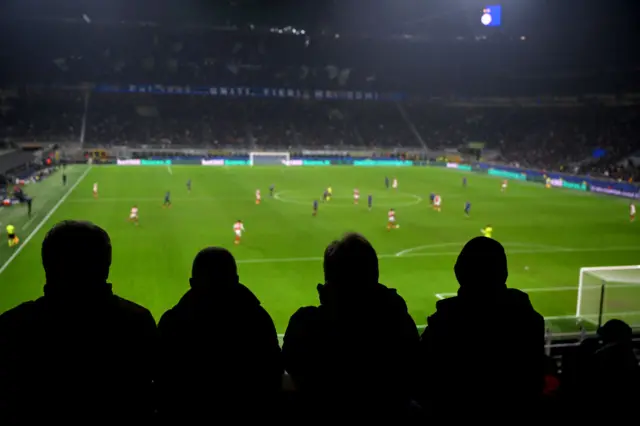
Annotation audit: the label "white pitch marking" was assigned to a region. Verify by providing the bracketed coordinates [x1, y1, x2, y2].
[434, 293, 445, 300]
[395, 245, 636, 259]
[396, 242, 465, 257]
[396, 241, 572, 257]
[435, 286, 582, 299]
[232, 245, 640, 266]
[0, 166, 92, 276]
[22, 214, 38, 230]
[437, 281, 640, 300]
[167, 165, 173, 175]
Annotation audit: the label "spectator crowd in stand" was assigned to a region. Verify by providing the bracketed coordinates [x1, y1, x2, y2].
[2, 88, 639, 181]
[0, 221, 638, 423]
[0, 19, 639, 180]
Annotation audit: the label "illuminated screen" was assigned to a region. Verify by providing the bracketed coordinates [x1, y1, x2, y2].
[481, 5, 502, 27]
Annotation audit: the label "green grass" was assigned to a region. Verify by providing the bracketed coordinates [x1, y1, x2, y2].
[1, 165, 639, 334]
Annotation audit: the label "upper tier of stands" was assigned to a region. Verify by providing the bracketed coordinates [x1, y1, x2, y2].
[0, 21, 638, 179]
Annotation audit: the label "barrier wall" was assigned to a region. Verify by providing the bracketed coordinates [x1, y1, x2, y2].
[476, 162, 639, 199]
[112, 156, 638, 199]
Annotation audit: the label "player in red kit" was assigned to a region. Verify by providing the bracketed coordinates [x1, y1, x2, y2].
[255, 189, 261, 205]
[234, 220, 245, 245]
[387, 208, 399, 231]
[433, 195, 442, 212]
[129, 205, 139, 226]
[354, 188, 360, 204]
[501, 180, 508, 193]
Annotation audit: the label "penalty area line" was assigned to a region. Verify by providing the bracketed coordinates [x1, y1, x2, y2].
[233, 246, 640, 266]
[435, 285, 581, 299]
[396, 242, 574, 257]
[0, 166, 92, 277]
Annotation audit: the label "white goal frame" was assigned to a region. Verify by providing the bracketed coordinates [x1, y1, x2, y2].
[576, 265, 640, 326]
[249, 151, 291, 166]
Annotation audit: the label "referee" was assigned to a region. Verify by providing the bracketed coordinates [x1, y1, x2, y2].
[6, 224, 19, 248]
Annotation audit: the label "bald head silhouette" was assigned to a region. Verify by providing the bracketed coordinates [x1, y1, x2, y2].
[454, 236, 508, 294]
[190, 247, 239, 288]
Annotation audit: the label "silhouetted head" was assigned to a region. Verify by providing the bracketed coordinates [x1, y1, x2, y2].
[323, 232, 379, 291]
[42, 220, 112, 287]
[454, 236, 508, 294]
[190, 247, 239, 289]
[598, 319, 633, 344]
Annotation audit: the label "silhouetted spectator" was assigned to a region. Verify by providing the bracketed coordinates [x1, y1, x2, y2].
[283, 233, 420, 422]
[418, 237, 545, 420]
[0, 220, 157, 423]
[157, 247, 282, 423]
[560, 336, 600, 403]
[592, 319, 640, 403]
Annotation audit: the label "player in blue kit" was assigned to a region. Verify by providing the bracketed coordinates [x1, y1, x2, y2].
[186, 179, 191, 193]
[462, 177, 467, 188]
[322, 189, 329, 202]
[385, 176, 389, 189]
[163, 191, 172, 208]
[464, 201, 471, 217]
[269, 184, 275, 197]
[429, 193, 435, 205]
[312, 199, 318, 216]
[368, 194, 373, 211]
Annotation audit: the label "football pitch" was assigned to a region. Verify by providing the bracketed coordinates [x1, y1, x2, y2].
[1, 164, 639, 335]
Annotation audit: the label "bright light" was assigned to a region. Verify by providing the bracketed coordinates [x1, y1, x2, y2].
[481, 13, 492, 26]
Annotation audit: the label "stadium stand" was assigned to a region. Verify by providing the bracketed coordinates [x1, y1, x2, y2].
[3, 88, 640, 179]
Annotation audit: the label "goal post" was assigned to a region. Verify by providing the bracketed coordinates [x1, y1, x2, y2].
[576, 265, 640, 329]
[249, 151, 291, 166]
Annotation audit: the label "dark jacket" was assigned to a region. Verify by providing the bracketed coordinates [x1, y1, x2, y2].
[419, 288, 545, 416]
[157, 283, 282, 421]
[591, 341, 640, 402]
[0, 283, 157, 424]
[283, 282, 419, 419]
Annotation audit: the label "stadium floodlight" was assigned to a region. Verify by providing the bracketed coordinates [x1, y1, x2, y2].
[576, 265, 640, 328]
[249, 151, 291, 166]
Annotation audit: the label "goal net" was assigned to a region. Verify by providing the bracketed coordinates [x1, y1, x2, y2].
[576, 265, 640, 328]
[249, 151, 290, 166]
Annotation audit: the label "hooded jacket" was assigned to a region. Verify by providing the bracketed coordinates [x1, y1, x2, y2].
[419, 288, 545, 415]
